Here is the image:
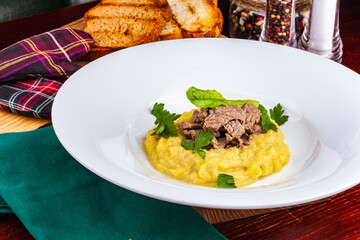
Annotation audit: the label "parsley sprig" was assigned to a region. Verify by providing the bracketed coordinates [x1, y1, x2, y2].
[151, 103, 180, 137]
[258, 104, 278, 132]
[270, 104, 289, 126]
[217, 174, 237, 188]
[181, 131, 214, 159]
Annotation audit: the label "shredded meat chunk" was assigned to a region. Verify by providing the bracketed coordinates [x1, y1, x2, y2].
[192, 108, 209, 123]
[242, 103, 262, 131]
[178, 103, 265, 149]
[178, 122, 202, 130]
[203, 104, 245, 132]
[182, 129, 203, 140]
[224, 120, 245, 142]
[210, 137, 227, 149]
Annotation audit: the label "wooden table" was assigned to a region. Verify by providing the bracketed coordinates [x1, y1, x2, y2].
[1, 1, 360, 239]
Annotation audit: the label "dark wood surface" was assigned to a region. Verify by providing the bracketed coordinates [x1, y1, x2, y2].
[0, 1, 100, 50]
[1, 0, 360, 239]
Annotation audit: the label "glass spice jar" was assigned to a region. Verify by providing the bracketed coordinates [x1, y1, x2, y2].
[229, 0, 309, 40]
[260, 0, 297, 46]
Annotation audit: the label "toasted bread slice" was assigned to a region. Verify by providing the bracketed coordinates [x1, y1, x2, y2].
[101, 0, 168, 6]
[85, 18, 166, 47]
[167, 0, 223, 38]
[86, 5, 167, 20]
[159, 19, 183, 40]
[84, 0, 171, 48]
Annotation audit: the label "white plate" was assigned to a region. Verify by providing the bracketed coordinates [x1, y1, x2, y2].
[52, 38, 360, 209]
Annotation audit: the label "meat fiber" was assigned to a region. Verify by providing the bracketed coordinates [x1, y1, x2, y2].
[178, 104, 265, 149]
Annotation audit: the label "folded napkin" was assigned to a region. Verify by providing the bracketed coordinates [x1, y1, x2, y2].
[0, 127, 226, 240]
[0, 28, 94, 119]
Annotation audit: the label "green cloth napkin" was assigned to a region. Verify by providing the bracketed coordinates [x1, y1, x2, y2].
[0, 126, 226, 240]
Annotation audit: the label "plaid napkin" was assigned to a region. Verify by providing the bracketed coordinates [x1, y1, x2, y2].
[0, 28, 94, 119]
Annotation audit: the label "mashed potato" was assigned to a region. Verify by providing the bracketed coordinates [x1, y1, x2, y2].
[143, 110, 290, 188]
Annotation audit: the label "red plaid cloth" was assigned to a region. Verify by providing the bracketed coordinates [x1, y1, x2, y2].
[0, 79, 61, 119]
[0, 28, 94, 119]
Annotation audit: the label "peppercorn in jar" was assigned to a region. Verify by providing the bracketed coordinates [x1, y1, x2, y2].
[261, 0, 297, 46]
[229, 0, 309, 41]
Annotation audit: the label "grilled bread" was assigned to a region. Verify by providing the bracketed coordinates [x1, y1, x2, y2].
[167, 0, 223, 38]
[159, 19, 183, 40]
[84, 0, 171, 48]
[101, 0, 168, 6]
[84, 0, 223, 49]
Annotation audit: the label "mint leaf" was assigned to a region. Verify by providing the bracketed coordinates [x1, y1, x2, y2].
[217, 174, 237, 188]
[270, 104, 289, 126]
[186, 86, 259, 109]
[181, 131, 214, 159]
[258, 104, 278, 132]
[151, 103, 180, 137]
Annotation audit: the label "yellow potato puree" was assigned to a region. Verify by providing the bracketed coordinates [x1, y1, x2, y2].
[143, 110, 291, 188]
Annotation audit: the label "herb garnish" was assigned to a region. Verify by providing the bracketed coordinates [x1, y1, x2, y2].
[217, 174, 237, 188]
[186, 86, 259, 109]
[270, 103, 289, 126]
[151, 103, 180, 137]
[258, 104, 278, 132]
[181, 131, 214, 159]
